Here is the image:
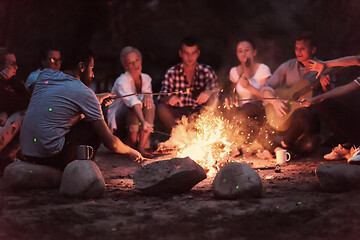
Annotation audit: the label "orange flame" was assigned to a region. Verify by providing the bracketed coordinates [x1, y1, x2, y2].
[157, 103, 274, 176]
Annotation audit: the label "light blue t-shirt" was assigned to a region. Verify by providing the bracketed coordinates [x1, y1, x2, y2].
[25, 69, 41, 91]
[20, 69, 104, 157]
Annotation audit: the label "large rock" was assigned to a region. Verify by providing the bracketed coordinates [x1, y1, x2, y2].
[60, 160, 105, 198]
[213, 163, 262, 199]
[133, 157, 206, 195]
[3, 161, 62, 189]
[316, 164, 360, 193]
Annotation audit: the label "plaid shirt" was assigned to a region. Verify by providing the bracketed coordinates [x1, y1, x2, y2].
[159, 63, 218, 107]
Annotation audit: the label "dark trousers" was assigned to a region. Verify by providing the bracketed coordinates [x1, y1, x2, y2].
[224, 101, 279, 152]
[156, 102, 201, 132]
[282, 107, 321, 155]
[314, 99, 360, 147]
[23, 120, 102, 170]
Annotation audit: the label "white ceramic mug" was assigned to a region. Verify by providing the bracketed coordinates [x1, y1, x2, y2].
[77, 145, 94, 160]
[276, 149, 291, 164]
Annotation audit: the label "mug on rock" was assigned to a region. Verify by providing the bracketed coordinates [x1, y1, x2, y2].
[276, 149, 291, 164]
[77, 145, 94, 160]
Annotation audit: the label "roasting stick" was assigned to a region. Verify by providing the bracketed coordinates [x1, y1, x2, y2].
[236, 97, 303, 103]
[153, 129, 170, 136]
[111, 90, 186, 100]
[224, 96, 304, 110]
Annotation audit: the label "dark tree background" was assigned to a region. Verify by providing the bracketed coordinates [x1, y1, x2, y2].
[1, 0, 359, 92]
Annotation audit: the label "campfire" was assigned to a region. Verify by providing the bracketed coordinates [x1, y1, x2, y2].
[156, 103, 274, 177]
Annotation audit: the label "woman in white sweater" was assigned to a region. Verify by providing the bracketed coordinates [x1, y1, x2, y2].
[107, 46, 155, 158]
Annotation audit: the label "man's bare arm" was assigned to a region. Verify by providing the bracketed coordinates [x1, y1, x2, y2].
[90, 120, 142, 161]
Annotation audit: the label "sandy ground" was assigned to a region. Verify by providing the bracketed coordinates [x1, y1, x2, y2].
[1, 145, 360, 240]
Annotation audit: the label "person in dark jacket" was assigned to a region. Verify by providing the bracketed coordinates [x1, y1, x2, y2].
[0, 48, 31, 173]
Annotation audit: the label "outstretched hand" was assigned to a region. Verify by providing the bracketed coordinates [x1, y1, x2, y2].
[301, 96, 321, 107]
[96, 93, 116, 106]
[300, 98, 313, 108]
[128, 148, 143, 162]
[303, 60, 326, 79]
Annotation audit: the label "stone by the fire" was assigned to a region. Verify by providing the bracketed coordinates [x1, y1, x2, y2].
[212, 163, 262, 199]
[3, 161, 62, 190]
[60, 160, 105, 198]
[133, 157, 207, 195]
[316, 163, 360, 193]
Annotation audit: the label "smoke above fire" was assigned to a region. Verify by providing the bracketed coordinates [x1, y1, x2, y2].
[157, 101, 274, 176]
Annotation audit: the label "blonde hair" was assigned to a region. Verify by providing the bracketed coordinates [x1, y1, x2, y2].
[120, 46, 142, 68]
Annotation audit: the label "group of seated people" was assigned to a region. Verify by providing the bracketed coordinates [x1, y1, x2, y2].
[1, 32, 360, 175]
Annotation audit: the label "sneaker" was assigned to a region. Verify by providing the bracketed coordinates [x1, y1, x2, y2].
[324, 144, 350, 160]
[348, 146, 360, 165]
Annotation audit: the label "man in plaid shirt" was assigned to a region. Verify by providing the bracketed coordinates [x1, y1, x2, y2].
[157, 37, 218, 132]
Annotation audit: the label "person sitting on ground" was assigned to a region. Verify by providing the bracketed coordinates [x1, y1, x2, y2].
[301, 54, 360, 163]
[0, 48, 31, 173]
[20, 48, 142, 170]
[107, 46, 155, 158]
[226, 39, 272, 157]
[25, 47, 62, 93]
[260, 32, 334, 157]
[156, 37, 219, 132]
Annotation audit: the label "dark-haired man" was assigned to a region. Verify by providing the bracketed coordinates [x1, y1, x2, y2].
[25, 48, 62, 93]
[261, 32, 334, 156]
[20, 50, 142, 170]
[156, 37, 218, 132]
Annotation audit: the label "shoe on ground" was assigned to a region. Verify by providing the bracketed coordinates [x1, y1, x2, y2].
[324, 144, 350, 160]
[348, 146, 360, 165]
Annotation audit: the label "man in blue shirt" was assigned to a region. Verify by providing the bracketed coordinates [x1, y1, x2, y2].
[20, 49, 142, 169]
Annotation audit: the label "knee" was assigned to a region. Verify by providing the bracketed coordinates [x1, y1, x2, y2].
[298, 134, 320, 155]
[156, 102, 167, 111]
[128, 124, 139, 133]
[144, 105, 156, 119]
[156, 102, 171, 117]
